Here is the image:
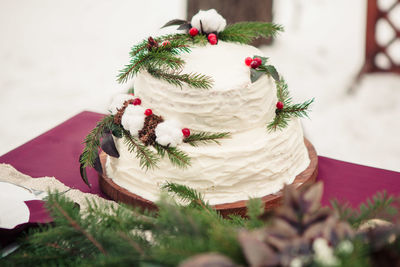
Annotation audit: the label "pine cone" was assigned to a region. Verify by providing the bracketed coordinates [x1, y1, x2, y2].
[114, 101, 130, 125]
[238, 182, 354, 266]
[138, 114, 163, 146]
[147, 36, 159, 51]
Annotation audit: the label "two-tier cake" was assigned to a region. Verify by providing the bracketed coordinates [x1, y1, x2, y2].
[79, 9, 315, 208]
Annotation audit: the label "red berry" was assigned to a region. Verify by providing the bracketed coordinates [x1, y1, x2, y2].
[245, 57, 253, 66]
[182, 128, 191, 137]
[189, 27, 199, 37]
[208, 33, 218, 45]
[162, 41, 170, 46]
[250, 60, 261, 69]
[276, 101, 284, 110]
[253, 57, 262, 65]
[132, 98, 141, 106]
[144, 109, 152, 116]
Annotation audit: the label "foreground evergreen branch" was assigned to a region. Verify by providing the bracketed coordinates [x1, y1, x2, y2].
[3, 184, 400, 266]
[122, 129, 159, 170]
[183, 131, 231, 146]
[331, 192, 400, 228]
[219, 22, 283, 44]
[161, 182, 209, 210]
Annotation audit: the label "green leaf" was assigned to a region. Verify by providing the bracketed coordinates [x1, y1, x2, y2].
[161, 19, 188, 29]
[250, 68, 264, 83]
[265, 65, 279, 81]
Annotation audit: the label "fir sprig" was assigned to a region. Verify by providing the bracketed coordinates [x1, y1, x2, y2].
[161, 182, 208, 209]
[331, 191, 399, 228]
[147, 67, 212, 89]
[154, 143, 191, 168]
[118, 34, 211, 88]
[79, 115, 117, 187]
[183, 131, 231, 146]
[219, 22, 284, 44]
[267, 78, 314, 131]
[122, 129, 159, 170]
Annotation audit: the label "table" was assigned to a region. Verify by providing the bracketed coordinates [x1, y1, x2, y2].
[1, 111, 400, 234]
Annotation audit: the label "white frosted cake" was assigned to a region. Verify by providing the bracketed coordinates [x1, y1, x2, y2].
[105, 40, 310, 205]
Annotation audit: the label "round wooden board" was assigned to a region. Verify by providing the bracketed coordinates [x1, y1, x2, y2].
[98, 138, 318, 217]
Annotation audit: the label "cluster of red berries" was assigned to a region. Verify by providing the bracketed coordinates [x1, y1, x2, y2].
[129, 94, 191, 137]
[189, 27, 218, 45]
[245, 57, 262, 69]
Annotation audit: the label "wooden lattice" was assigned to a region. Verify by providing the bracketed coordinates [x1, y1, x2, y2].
[363, 0, 400, 74]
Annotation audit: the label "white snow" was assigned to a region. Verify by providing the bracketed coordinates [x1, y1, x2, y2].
[0, 0, 399, 172]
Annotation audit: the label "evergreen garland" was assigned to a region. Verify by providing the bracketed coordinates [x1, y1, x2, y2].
[3, 184, 400, 266]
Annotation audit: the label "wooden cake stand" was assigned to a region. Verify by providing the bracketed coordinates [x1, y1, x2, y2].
[98, 138, 318, 217]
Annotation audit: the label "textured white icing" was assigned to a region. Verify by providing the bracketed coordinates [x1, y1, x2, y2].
[105, 41, 310, 205]
[135, 42, 276, 133]
[106, 119, 309, 205]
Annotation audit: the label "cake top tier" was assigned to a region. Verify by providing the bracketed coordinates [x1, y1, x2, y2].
[179, 41, 262, 91]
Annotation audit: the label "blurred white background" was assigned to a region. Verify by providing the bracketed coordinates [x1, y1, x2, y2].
[0, 0, 399, 171]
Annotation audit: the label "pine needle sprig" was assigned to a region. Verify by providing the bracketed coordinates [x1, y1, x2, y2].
[331, 191, 399, 228]
[80, 115, 115, 168]
[219, 22, 284, 44]
[122, 129, 159, 170]
[79, 115, 116, 186]
[119, 33, 210, 87]
[183, 132, 231, 146]
[154, 143, 191, 168]
[282, 98, 314, 118]
[267, 78, 314, 131]
[161, 182, 209, 211]
[147, 67, 213, 89]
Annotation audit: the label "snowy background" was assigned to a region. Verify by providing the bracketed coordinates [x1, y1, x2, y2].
[0, 0, 399, 172]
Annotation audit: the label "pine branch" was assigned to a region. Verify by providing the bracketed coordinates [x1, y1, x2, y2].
[282, 98, 314, 118]
[267, 79, 313, 131]
[183, 132, 231, 146]
[122, 129, 159, 170]
[267, 111, 290, 132]
[51, 201, 107, 255]
[80, 115, 115, 168]
[246, 198, 264, 229]
[161, 182, 209, 211]
[79, 115, 117, 186]
[219, 22, 284, 44]
[147, 67, 213, 89]
[331, 191, 398, 228]
[275, 78, 291, 103]
[154, 143, 191, 168]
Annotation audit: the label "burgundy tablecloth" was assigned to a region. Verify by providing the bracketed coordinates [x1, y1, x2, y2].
[1, 111, 400, 234]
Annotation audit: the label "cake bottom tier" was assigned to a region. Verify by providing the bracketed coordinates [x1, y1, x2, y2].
[105, 118, 310, 205]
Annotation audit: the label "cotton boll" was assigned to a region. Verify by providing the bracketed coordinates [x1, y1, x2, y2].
[155, 119, 184, 147]
[121, 105, 146, 136]
[109, 94, 134, 114]
[191, 9, 227, 33]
